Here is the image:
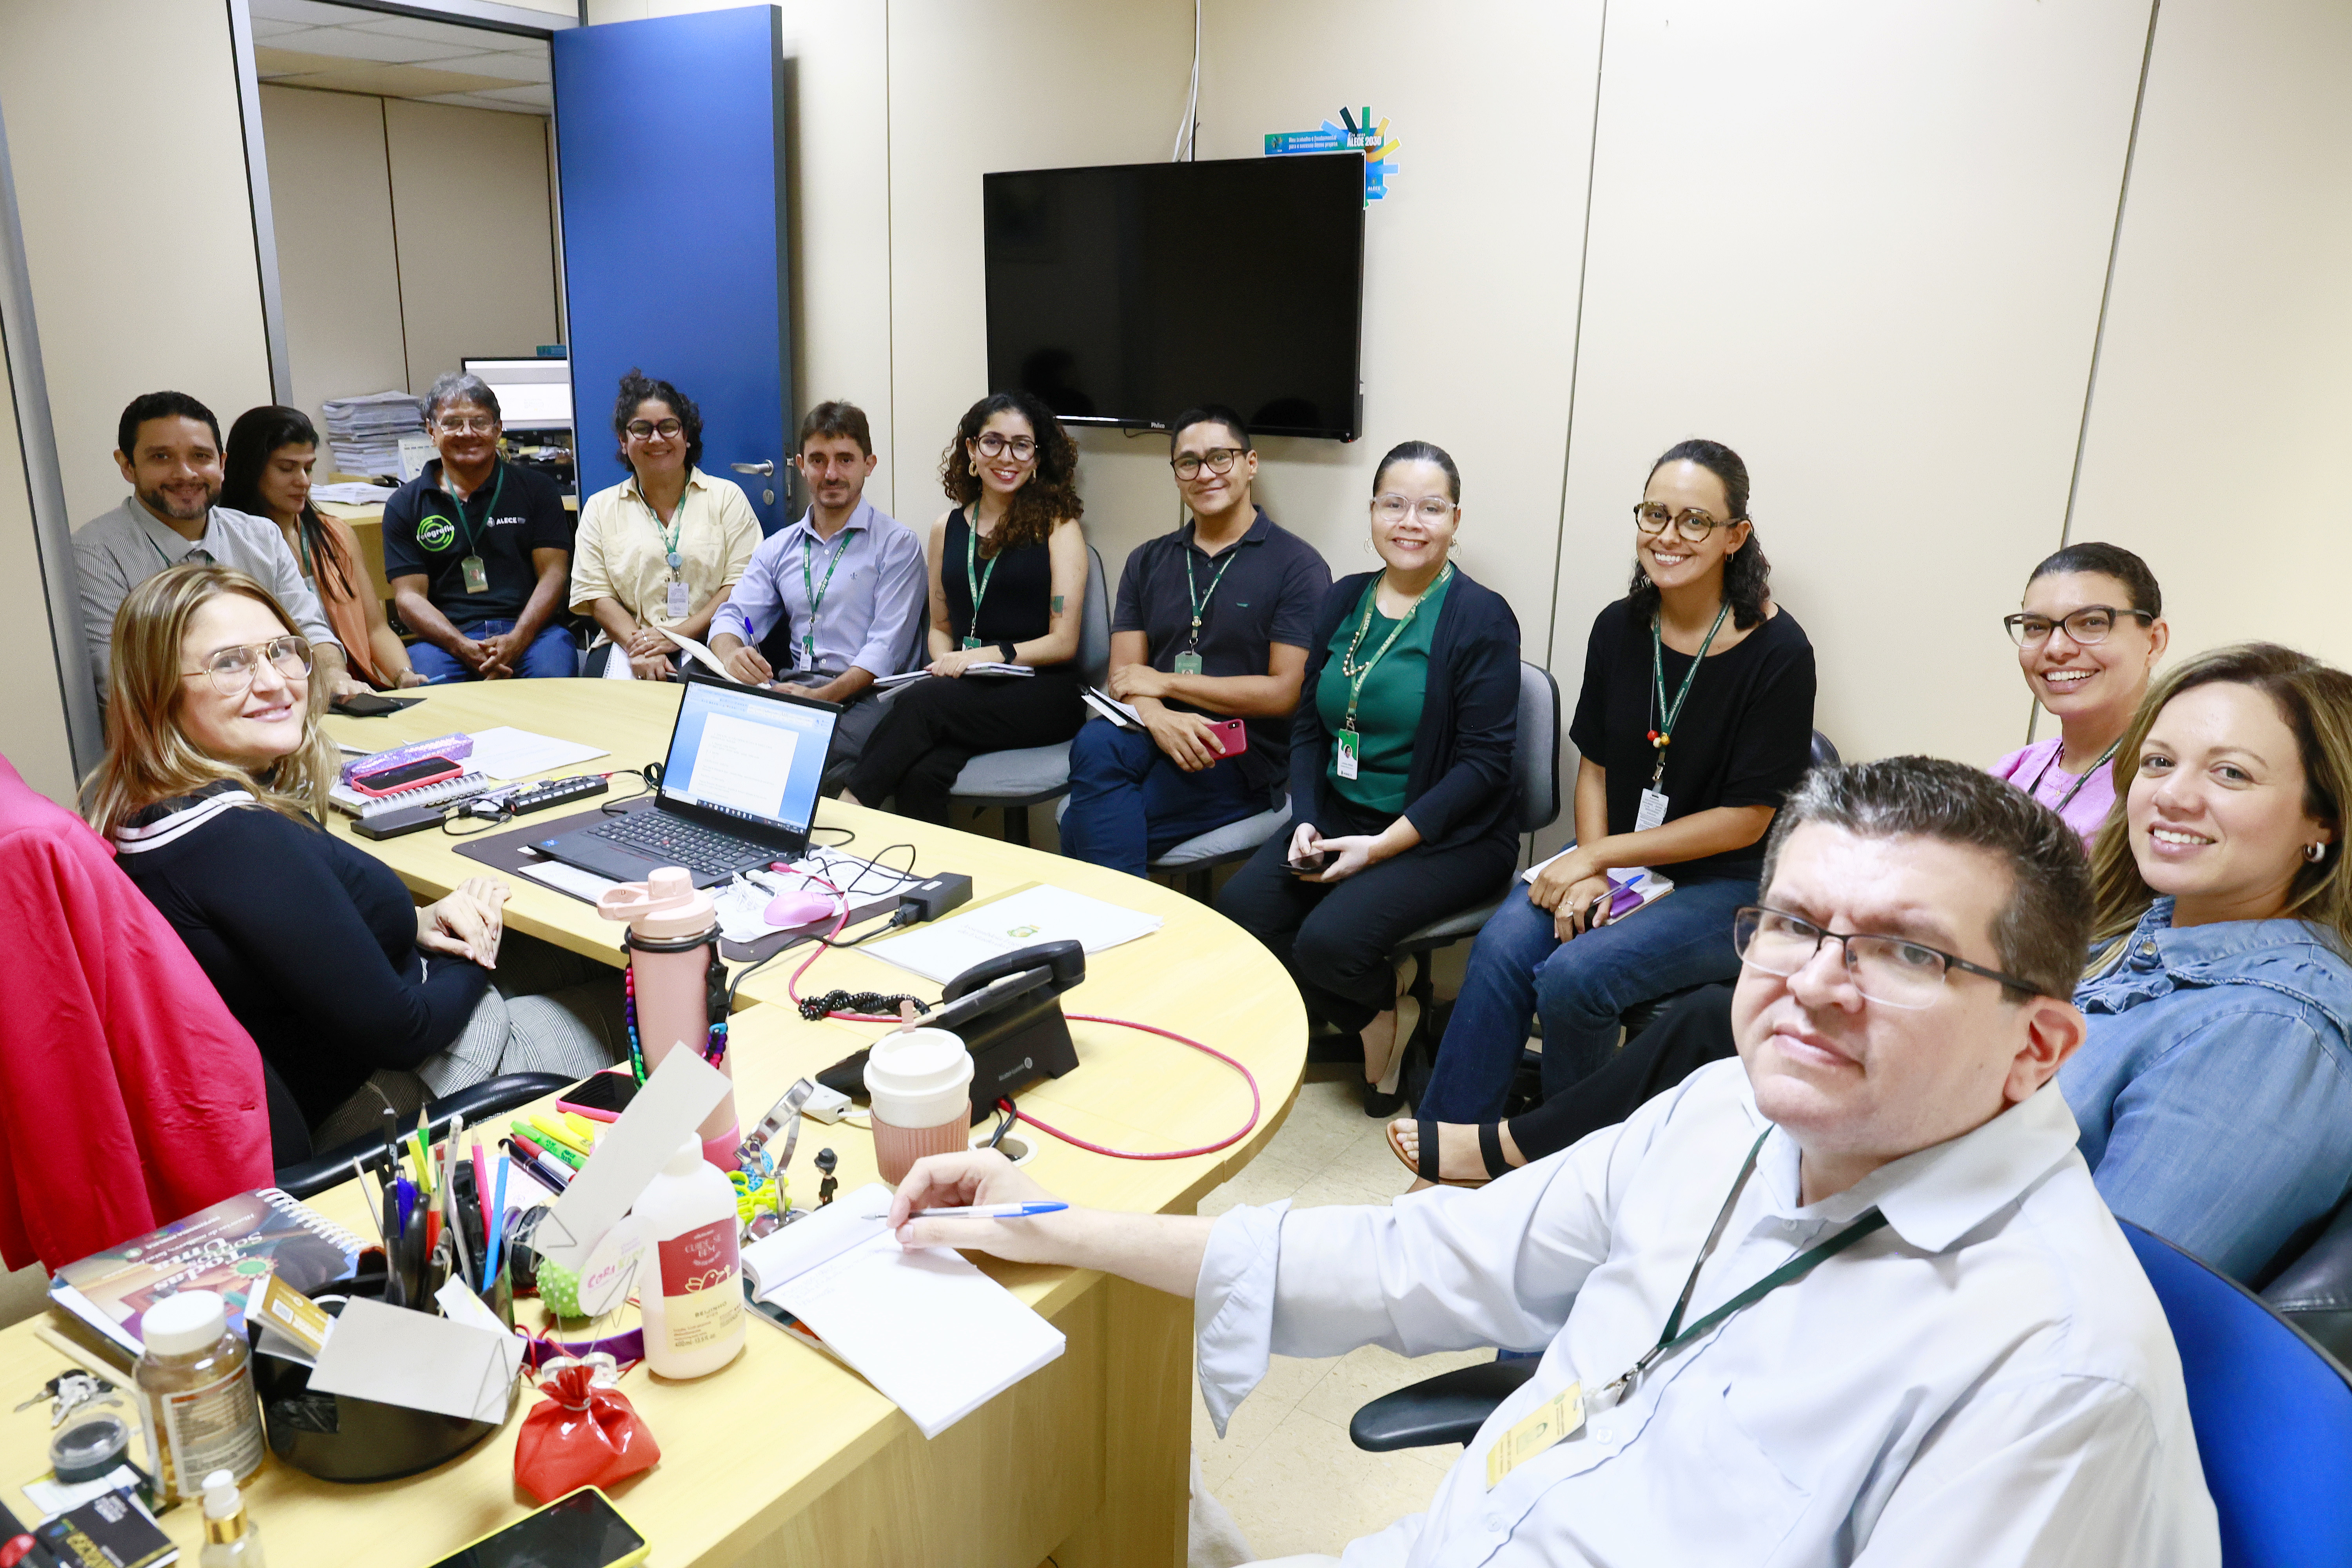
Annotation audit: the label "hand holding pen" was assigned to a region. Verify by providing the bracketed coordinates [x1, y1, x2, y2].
[885, 1150, 1076, 1263]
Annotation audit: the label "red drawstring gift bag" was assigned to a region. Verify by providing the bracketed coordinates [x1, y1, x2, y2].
[513, 1362, 661, 1504]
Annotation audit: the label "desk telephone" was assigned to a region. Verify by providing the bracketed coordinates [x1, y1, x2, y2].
[816, 941, 1086, 1123]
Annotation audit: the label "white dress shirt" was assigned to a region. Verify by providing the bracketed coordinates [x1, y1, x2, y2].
[1195, 1060, 2218, 1567]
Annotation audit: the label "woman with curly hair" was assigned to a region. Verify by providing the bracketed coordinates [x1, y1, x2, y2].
[569, 369, 760, 679]
[840, 391, 1088, 822]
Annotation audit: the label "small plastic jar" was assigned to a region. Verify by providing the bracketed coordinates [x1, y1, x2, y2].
[134, 1290, 265, 1501]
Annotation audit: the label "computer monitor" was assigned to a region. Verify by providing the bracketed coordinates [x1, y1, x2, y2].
[463, 356, 572, 430]
[659, 677, 838, 842]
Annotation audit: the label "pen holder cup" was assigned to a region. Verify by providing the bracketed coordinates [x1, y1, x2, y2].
[251, 1290, 519, 1483]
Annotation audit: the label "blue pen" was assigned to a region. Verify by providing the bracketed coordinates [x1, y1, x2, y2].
[395, 1174, 416, 1236]
[481, 1153, 511, 1290]
[899, 1201, 1069, 1220]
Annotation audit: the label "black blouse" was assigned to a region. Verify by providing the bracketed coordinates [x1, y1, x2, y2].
[942, 508, 1058, 649]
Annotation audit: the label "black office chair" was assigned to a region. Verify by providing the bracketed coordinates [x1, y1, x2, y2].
[272, 1073, 575, 1200]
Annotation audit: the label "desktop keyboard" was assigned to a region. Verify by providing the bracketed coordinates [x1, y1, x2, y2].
[585, 809, 774, 877]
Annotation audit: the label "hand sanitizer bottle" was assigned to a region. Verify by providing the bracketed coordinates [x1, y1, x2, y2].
[637, 1137, 747, 1378]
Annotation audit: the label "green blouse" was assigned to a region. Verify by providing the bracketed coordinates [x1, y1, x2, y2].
[1314, 571, 1452, 814]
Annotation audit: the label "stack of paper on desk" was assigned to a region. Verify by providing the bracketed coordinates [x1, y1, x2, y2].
[861, 883, 1163, 983]
[740, 1186, 1064, 1438]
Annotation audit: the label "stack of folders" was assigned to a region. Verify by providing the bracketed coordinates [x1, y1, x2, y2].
[739, 1185, 1064, 1439]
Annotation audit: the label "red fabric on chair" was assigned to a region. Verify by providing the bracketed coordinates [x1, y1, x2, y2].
[0, 755, 272, 1271]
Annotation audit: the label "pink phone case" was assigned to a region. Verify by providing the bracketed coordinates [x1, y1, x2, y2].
[1210, 718, 1248, 757]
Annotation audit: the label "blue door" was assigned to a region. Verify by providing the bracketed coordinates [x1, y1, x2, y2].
[553, 7, 792, 532]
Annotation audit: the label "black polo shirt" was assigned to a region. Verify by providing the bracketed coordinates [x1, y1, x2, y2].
[1111, 506, 1331, 792]
[381, 458, 573, 622]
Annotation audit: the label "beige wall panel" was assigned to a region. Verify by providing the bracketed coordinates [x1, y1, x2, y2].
[0, 325, 76, 805]
[2067, 0, 2352, 671]
[0, 0, 272, 527]
[258, 87, 410, 447]
[1195, 0, 1604, 649]
[384, 99, 558, 392]
[885, 0, 1192, 554]
[1546, 0, 2151, 788]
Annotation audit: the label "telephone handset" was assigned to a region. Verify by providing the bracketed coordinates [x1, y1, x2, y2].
[815, 941, 1086, 1122]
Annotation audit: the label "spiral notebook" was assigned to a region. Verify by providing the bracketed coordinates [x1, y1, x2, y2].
[328, 770, 498, 818]
[48, 1188, 364, 1368]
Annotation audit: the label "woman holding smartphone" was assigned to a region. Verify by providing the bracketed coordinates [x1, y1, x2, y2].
[1215, 440, 1521, 1115]
[87, 565, 622, 1153]
[1398, 439, 1814, 1176]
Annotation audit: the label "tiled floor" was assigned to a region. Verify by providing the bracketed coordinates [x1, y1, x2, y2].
[1187, 1066, 1490, 1564]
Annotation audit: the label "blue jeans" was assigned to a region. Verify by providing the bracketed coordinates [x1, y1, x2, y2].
[1417, 872, 1757, 1123]
[409, 619, 577, 682]
[1060, 720, 1267, 877]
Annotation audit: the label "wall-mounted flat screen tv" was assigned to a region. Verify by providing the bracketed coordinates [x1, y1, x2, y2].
[983, 154, 1365, 441]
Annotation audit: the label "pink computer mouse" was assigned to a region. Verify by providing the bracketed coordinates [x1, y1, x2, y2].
[765, 889, 839, 928]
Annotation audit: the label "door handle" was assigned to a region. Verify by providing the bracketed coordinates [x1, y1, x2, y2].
[730, 460, 775, 477]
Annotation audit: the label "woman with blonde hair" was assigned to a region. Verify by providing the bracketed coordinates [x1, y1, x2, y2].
[87, 564, 621, 1152]
[2062, 641, 2352, 1280]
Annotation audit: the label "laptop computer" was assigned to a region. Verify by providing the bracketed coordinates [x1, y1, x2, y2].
[534, 674, 842, 887]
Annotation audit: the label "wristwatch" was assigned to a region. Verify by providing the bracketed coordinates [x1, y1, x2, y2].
[997, 640, 1019, 664]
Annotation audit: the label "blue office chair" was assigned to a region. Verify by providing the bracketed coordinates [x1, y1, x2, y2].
[947, 544, 1111, 846]
[2123, 1220, 2352, 1564]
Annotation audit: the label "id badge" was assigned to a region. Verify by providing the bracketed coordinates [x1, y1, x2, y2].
[962, 635, 983, 650]
[460, 554, 489, 594]
[666, 579, 691, 619]
[1636, 788, 1670, 833]
[1173, 652, 1204, 676]
[1334, 728, 1360, 780]
[1485, 1381, 1585, 1489]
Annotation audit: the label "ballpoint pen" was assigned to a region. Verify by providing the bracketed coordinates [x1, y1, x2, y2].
[482, 1153, 512, 1289]
[502, 1140, 567, 1196]
[887, 1202, 1071, 1220]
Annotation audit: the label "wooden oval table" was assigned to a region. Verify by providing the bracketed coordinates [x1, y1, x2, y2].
[0, 679, 1306, 1568]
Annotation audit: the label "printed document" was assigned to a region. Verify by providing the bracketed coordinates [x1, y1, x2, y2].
[862, 883, 1162, 983]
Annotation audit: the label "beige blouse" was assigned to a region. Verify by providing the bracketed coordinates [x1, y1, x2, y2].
[568, 467, 759, 642]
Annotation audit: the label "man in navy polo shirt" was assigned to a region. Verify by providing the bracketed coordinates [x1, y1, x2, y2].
[383, 371, 576, 681]
[1062, 405, 1331, 876]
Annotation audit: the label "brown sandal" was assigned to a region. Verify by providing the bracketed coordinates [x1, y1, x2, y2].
[1385, 1117, 1494, 1189]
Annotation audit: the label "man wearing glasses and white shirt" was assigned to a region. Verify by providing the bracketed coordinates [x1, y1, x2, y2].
[888, 757, 2220, 1567]
[709, 400, 926, 786]
[74, 390, 354, 700]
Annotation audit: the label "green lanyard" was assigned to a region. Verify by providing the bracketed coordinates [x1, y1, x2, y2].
[1338, 564, 1451, 733]
[1647, 600, 1732, 788]
[1601, 1129, 1889, 1404]
[800, 528, 853, 668]
[962, 507, 1002, 648]
[447, 464, 506, 557]
[639, 479, 687, 571]
[1183, 542, 1241, 651]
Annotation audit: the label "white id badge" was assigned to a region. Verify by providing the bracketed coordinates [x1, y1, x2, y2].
[1636, 788, 1670, 832]
[666, 579, 691, 619]
[1335, 730, 1361, 780]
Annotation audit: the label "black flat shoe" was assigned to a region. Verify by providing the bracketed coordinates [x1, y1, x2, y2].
[1363, 1079, 1408, 1118]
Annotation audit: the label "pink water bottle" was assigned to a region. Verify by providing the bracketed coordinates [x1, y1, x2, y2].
[597, 868, 742, 1168]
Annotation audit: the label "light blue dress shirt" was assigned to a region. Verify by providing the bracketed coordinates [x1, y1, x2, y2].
[2064, 895, 2352, 1280]
[707, 499, 926, 678]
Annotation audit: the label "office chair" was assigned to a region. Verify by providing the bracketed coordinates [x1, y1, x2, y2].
[2260, 1191, 2352, 1373]
[1052, 789, 1292, 903]
[272, 1073, 577, 1200]
[2124, 1220, 2352, 1564]
[946, 545, 1111, 846]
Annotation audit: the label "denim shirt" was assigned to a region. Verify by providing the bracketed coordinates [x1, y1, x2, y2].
[2062, 897, 2352, 1281]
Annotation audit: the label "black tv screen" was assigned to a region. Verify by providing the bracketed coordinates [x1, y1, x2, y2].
[983, 155, 1365, 441]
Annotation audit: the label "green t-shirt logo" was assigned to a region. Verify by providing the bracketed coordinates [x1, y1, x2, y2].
[416, 512, 459, 553]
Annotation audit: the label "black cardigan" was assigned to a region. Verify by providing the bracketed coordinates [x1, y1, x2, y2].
[1289, 567, 1523, 855]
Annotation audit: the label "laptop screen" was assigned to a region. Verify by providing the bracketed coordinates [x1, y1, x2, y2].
[658, 680, 838, 837]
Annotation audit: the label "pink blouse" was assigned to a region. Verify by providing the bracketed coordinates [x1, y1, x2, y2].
[1989, 736, 2118, 845]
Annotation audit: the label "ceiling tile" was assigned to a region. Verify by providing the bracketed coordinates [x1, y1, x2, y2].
[254, 45, 361, 77]
[278, 24, 484, 64]
[474, 83, 554, 110]
[267, 62, 519, 96]
[415, 92, 547, 116]
[250, 19, 318, 41]
[346, 15, 521, 51]
[249, 0, 371, 24]
[431, 50, 551, 84]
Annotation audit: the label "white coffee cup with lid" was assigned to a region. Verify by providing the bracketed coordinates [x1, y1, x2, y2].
[864, 1028, 975, 1183]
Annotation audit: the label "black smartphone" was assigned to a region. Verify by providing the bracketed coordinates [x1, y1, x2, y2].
[352, 755, 461, 795]
[331, 691, 421, 717]
[1287, 849, 1331, 873]
[557, 1069, 640, 1117]
[426, 1488, 647, 1568]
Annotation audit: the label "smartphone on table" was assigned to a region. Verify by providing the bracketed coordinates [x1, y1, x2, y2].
[426, 1487, 647, 1568]
[349, 755, 463, 797]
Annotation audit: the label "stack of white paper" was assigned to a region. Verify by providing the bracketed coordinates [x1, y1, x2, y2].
[862, 883, 1163, 983]
[740, 1186, 1065, 1438]
[321, 390, 427, 478]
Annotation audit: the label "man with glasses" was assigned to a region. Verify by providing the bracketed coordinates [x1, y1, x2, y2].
[708, 400, 925, 786]
[885, 757, 2218, 1566]
[73, 390, 353, 700]
[383, 372, 577, 682]
[1060, 406, 1330, 875]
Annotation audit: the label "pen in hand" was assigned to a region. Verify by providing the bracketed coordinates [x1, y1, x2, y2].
[873, 1201, 1070, 1221]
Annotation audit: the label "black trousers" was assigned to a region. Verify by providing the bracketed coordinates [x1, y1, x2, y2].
[1504, 981, 1738, 1157]
[1215, 796, 1519, 1034]
[842, 666, 1083, 824]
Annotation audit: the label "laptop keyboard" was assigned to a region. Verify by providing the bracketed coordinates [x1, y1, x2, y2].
[584, 809, 775, 877]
